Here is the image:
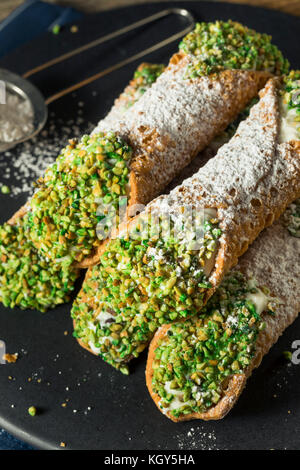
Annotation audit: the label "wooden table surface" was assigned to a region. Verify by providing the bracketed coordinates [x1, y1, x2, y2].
[1, 0, 300, 22]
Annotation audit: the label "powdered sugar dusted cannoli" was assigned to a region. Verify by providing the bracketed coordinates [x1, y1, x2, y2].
[146, 201, 300, 421]
[1, 64, 165, 312]
[10, 21, 287, 271]
[72, 74, 300, 372]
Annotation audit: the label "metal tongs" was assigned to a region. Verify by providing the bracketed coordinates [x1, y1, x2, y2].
[0, 8, 195, 151]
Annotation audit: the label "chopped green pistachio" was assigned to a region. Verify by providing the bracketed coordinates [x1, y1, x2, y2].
[283, 351, 292, 361]
[282, 70, 300, 109]
[52, 24, 60, 35]
[72, 212, 221, 372]
[179, 20, 289, 79]
[133, 63, 165, 88]
[1, 185, 10, 194]
[28, 406, 37, 416]
[150, 272, 275, 417]
[280, 70, 300, 142]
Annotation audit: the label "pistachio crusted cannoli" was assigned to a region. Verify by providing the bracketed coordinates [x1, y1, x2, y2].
[72, 73, 300, 373]
[94, 21, 286, 231]
[8, 21, 287, 273]
[146, 200, 300, 421]
[0, 62, 263, 313]
[1, 63, 165, 312]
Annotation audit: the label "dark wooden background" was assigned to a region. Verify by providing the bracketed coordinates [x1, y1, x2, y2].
[1, 0, 300, 21]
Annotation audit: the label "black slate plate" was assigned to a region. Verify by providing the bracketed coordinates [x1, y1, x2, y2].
[0, 1, 299, 451]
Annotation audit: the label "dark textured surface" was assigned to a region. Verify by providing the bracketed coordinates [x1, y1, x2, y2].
[0, 2, 299, 450]
[0, 0, 82, 59]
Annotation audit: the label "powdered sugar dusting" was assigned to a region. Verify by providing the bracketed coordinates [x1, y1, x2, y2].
[142, 78, 300, 288]
[0, 112, 93, 198]
[96, 57, 267, 203]
[0, 90, 34, 146]
[235, 212, 300, 364]
[151, 78, 277, 216]
[176, 426, 219, 450]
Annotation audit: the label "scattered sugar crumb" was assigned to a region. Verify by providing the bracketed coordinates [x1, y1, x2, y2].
[0, 112, 93, 198]
[3, 353, 18, 363]
[176, 426, 219, 450]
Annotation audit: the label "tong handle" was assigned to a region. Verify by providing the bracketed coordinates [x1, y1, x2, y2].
[22, 8, 195, 105]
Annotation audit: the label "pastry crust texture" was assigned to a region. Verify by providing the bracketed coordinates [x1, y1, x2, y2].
[73, 77, 300, 364]
[97, 54, 270, 209]
[80, 70, 274, 268]
[78, 76, 300, 297]
[146, 215, 300, 421]
[6, 54, 270, 269]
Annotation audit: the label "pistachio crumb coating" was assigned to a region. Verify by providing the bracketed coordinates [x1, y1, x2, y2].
[0, 63, 160, 313]
[121, 63, 165, 110]
[72, 212, 221, 373]
[0, 221, 78, 312]
[180, 20, 289, 79]
[25, 132, 132, 264]
[151, 272, 274, 418]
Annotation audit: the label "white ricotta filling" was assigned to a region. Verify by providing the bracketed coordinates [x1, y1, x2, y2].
[279, 82, 300, 144]
[279, 106, 299, 143]
[246, 279, 271, 315]
[161, 381, 185, 412]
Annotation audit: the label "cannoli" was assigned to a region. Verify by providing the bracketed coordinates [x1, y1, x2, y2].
[9, 21, 288, 271]
[146, 199, 300, 421]
[72, 72, 300, 373]
[0, 63, 165, 312]
[0, 63, 260, 312]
